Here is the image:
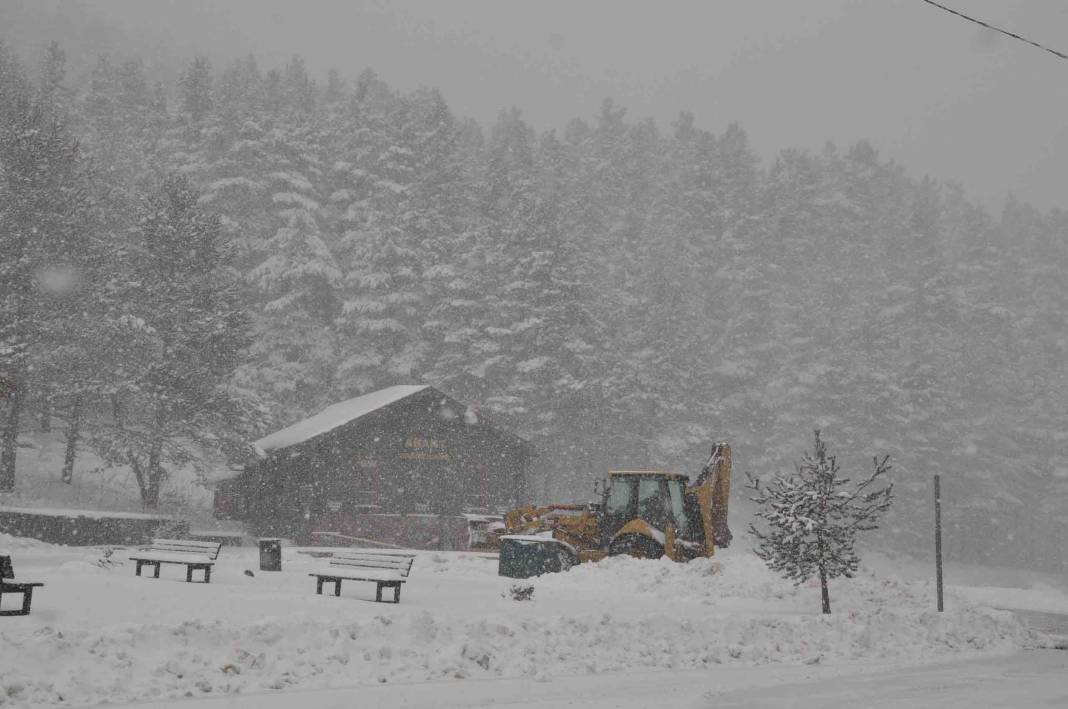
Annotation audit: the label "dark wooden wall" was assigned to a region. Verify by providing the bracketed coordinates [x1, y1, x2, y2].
[215, 389, 530, 538]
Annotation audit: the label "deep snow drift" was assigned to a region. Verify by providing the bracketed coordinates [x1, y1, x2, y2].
[0, 535, 1036, 707]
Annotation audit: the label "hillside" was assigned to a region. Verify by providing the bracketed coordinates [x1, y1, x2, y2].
[1, 428, 222, 529]
[0, 42, 1065, 571]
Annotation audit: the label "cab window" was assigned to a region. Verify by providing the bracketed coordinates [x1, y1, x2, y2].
[606, 477, 635, 516]
[667, 480, 688, 536]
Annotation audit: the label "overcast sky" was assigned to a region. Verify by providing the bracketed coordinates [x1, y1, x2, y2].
[12, 0, 1068, 211]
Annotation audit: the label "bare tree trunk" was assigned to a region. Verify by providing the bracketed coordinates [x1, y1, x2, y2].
[145, 440, 163, 509]
[138, 408, 167, 509]
[129, 453, 165, 509]
[0, 384, 21, 492]
[38, 393, 52, 432]
[110, 393, 124, 427]
[127, 451, 149, 507]
[120, 400, 167, 510]
[816, 511, 831, 614]
[61, 394, 83, 484]
[819, 564, 831, 614]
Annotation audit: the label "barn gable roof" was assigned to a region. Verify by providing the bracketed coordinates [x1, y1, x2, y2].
[254, 385, 429, 454]
[252, 385, 533, 456]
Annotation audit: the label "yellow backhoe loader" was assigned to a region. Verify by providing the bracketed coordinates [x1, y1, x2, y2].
[497, 442, 732, 576]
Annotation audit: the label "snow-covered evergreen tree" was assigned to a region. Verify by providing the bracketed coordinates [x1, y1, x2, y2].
[180, 56, 213, 125]
[747, 431, 893, 613]
[94, 174, 260, 508]
[0, 43, 94, 491]
[335, 87, 464, 392]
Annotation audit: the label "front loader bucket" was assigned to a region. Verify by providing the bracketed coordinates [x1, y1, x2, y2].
[498, 536, 575, 578]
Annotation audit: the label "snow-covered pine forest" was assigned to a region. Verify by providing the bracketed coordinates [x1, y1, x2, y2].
[1, 43, 1066, 570]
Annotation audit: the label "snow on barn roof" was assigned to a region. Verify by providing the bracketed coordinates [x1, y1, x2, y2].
[0, 506, 175, 521]
[254, 385, 430, 453]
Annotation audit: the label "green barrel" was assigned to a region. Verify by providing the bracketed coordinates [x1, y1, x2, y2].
[498, 536, 571, 578]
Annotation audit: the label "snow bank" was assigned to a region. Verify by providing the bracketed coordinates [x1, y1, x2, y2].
[0, 545, 1031, 708]
[956, 584, 1068, 616]
[0, 531, 59, 554]
[0, 506, 171, 520]
[3, 604, 1024, 707]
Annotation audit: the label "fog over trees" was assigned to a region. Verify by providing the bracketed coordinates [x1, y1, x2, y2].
[1, 26, 1066, 571]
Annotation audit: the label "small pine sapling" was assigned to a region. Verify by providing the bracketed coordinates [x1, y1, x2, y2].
[506, 583, 535, 601]
[747, 430, 892, 614]
[94, 547, 116, 569]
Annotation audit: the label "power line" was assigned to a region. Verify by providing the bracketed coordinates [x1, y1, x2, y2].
[919, 0, 1068, 60]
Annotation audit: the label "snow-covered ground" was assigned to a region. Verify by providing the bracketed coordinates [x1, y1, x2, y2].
[117, 650, 1068, 709]
[954, 583, 1068, 616]
[862, 549, 1068, 618]
[0, 535, 1043, 708]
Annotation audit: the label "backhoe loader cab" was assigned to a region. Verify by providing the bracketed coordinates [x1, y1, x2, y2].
[598, 463, 729, 561]
[601, 472, 691, 553]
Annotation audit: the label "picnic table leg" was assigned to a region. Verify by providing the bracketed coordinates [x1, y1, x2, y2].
[334, 580, 342, 597]
[376, 583, 383, 603]
[393, 584, 400, 603]
[153, 563, 160, 579]
[21, 588, 32, 615]
[203, 566, 211, 583]
[316, 577, 324, 595]
[135, 560, 143, 576]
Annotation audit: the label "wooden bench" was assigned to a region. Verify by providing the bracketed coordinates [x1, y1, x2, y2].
[0, 554, 45, 616]
[310, 550, 415, 603]
[129, 539, 222, 583]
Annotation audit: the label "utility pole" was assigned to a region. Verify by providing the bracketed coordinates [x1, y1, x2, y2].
[934, 474, 944, 612]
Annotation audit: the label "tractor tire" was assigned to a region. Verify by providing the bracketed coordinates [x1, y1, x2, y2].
[608, 533, 664, 560]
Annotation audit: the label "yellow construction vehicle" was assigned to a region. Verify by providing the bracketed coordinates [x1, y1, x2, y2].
[497, 443, 732, 575]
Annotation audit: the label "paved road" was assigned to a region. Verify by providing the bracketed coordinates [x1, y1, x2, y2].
[102, 609, 1068, 709]
[109, 650, 1066, 709]
[708, 650, 1067, 709]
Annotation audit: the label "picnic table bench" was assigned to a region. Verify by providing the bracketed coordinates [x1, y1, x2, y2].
[0, 554, 44, 616]
[310, 550, 415, 603]
[129, 539, 222, 583]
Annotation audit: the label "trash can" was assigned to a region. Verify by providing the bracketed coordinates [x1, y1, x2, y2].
[258, 538, 282, 572]
[498, 536, 571, 578]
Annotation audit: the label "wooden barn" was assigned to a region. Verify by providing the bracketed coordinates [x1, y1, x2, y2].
[213, 385, 532, 548]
